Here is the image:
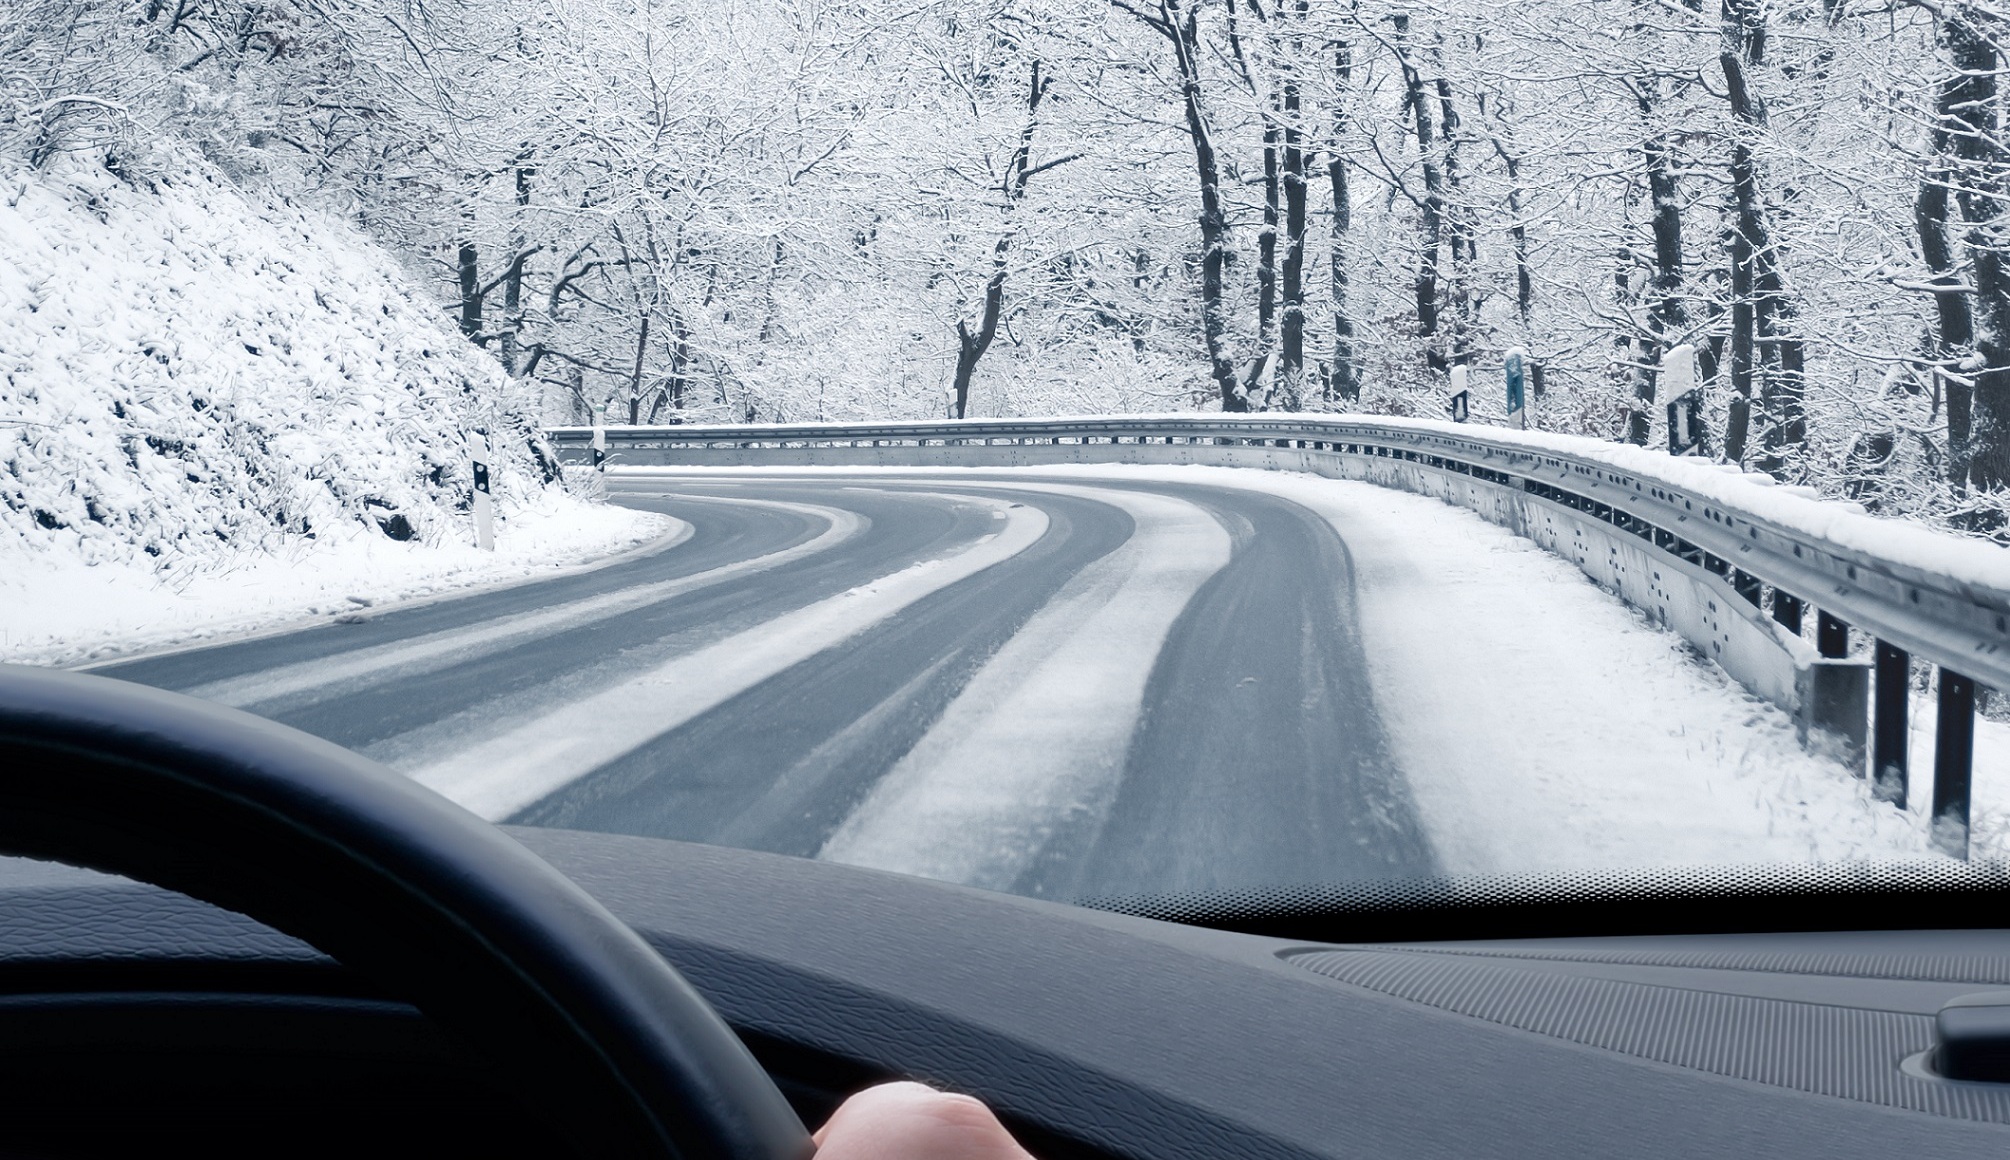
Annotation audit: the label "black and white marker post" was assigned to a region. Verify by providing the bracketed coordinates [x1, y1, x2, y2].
[470, 428, 495, 551]
[1662, 343, 1705, 456]
[1449, 365, 1470, 424]
[591, 419, 607, 472]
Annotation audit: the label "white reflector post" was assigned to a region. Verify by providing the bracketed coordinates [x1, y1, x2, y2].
[592, 421, 608, 472]
[471, 429, 496, 551]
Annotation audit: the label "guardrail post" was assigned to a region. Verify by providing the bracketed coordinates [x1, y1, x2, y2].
[1797, 611, 1868, 772]
[1932, 670, 1977, 859]
[1774, 591, 1803, 636]
[1872, 641, 1910, 807]
[1732, 570, 1763, 607]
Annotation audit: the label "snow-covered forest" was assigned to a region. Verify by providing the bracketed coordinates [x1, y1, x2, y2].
[7, 0, 2010, 532]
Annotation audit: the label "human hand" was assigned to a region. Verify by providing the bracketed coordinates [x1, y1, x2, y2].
[812, 1081, 1037, 1160]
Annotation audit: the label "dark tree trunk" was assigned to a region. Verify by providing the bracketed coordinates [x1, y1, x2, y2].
[1918, 23, 1985, 487]
[1392, 17, 1445, 372]
[457, 241, 482, 340]
[1720, 2, 1804, 471]
[1501, 147, 1532, 323]
[1919, 152, 1975, 487]
[1257, 117, 1280, 371]
[1628, 116, 1687, 446]
[625, 314, 650, 425]
[1280, 15, 1309, 409]
[1945, 14, 2010, 491]
[669, 312, 688, 413]
[1328, 41, 1358, 404]
[1160, 1, 1244, 409]
[1435, 74, 1473, 361]
[952, 61, 1050, 419]
[1726, 199, 1756, 461]
[500, 162, 533, 376]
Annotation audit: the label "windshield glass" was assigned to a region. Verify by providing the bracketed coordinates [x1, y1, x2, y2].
[4, 0, 2007, 906]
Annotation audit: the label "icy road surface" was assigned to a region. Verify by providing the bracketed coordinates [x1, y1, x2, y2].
[98, 465, 1975, 896]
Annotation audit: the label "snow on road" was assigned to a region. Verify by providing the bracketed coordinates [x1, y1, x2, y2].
[410, 495, 1048, 820]
[818, 484, 1232, 889]
[1032, 465, 1983, 869]
[182, 498, 862, 712]
[3, 491, 674, 669]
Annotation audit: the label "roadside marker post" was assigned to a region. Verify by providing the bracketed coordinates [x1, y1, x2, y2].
[471, 429, 495, 552]
[592, 421, 608, 472]
[1505, 347, 1528, 430]
[1449, 365, 1470, 424]
[1662, 344, 1704, 456]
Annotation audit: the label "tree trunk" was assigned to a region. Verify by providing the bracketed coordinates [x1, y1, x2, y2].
[951, 61, 1049, 418]
[1918, 145, 1974, 488]
[1392, 17, 1445, 373]
[1279, 17, 1308, 410]
[669, 312, 688, 414]
[1945, 13, 2010, 491]
[1257, 118, 1279, 372]
[1435, 74, 1473, 362]
[1328, 41, 1358, 404]
[457, 240, 482, 340]
[1721, 1, 1804, 471]
[1162, 0, 1244, 410]
[500, 162, 532, 376]
[626, 314, 650, 425]
[1628, 115, 1687, 447]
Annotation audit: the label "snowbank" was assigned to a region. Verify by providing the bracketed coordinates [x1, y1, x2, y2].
[3, 490, 676, 668]
[0, 151, 664, 663]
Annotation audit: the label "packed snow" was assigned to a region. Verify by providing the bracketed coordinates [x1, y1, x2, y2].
[0, 151, 665, 666]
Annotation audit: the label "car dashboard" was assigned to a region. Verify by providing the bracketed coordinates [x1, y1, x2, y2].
[0, 830, 2005, 1159]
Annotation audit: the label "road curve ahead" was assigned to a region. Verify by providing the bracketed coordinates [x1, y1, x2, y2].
[99, 470, 1439, 900]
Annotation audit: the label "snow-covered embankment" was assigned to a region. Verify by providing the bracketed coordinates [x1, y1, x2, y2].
[0, 155, 665, 666]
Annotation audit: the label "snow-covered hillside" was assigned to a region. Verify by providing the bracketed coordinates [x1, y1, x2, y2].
[0, 152, 663, 665]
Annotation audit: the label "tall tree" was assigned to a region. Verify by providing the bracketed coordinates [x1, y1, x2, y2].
[950, 60, 1059, 419]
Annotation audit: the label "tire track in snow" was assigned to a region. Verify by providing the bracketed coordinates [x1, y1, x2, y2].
[406, 495, 1049, 820]
[815, 484, 1233, 891]
[179, 498, 865, 713]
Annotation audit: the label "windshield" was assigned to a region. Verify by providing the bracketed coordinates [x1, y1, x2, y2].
[3, 0, 2007, 908]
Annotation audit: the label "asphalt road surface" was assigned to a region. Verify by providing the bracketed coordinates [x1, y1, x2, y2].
[100, 471, 1438, 900]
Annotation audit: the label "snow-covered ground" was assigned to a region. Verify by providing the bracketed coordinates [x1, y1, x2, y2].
[1, 488, 673, 668]
[1, 150, 667, 667]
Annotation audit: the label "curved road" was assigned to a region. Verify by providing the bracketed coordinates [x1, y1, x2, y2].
[101, 472, 1438, 900]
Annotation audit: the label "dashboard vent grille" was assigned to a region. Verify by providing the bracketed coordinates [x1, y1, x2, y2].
[1288, 949, 2010, 1122]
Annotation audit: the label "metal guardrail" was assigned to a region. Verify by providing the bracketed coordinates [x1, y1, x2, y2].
[547, 413, 2009, 855]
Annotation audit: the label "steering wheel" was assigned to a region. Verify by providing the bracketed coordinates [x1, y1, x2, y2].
[0, 665, 814, 1160]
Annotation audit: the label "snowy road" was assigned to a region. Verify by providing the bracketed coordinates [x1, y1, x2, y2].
[100, 465, 1944, 898]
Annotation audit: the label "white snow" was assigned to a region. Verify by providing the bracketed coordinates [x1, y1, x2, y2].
[1, 151, 664, 667]
[818, 483, 1231, 888]
[1, 489, 675, 668]
[409, 495, 1048, 820]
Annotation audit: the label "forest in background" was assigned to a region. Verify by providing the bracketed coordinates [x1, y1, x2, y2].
[7, 0, 2010, 534]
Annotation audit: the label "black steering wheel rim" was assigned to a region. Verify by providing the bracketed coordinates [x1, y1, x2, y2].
[0, 664, 812, 1160]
